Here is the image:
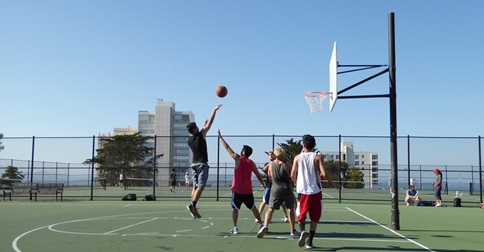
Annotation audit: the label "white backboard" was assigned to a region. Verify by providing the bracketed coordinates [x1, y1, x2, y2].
[329, 42, 338, 112]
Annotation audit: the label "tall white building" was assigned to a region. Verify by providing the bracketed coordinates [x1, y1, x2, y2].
[321, 142, 379, 188]
[138, 99, 194, 185]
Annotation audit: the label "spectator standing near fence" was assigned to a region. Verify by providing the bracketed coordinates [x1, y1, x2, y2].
[434, 168, 443, 207]
[218, 129, 265, 235]
[185, 172, 190, 191]
[291, 134, 341, 249]
[169, 169, 177, 193]
[119, 173, 124, 188]
[186, 104, 222, 219]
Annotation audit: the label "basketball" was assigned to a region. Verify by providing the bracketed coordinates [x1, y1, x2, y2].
[216, 85, 228, 98]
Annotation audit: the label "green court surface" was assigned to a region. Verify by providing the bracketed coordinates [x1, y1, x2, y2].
[1, 192, 482, 252]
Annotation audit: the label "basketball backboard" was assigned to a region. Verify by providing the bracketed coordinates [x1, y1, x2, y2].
[329, 42, 338, 112]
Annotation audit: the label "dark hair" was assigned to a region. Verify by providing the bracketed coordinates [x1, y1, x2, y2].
[242, 145, 253, 157]
[302, 134, 316, 150]
[186, 122, 197, 134]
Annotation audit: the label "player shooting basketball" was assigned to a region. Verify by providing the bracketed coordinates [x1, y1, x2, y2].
[185, 104, 222, 219]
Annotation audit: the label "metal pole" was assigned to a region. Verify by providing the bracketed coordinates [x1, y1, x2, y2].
[478, 135, 482, 203]
[407, 135, 411, 186]
[217, 136, 220, 201]
[338, 134, 342, 203]
[30, 136, 35, 183]
[90, 135, 95, 201]
[388, 12, 400, 231]
[153, 136, 157, 199]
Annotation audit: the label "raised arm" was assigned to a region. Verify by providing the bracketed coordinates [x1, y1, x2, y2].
[218, 129, 238, 160]
[202, 104, 222, 138]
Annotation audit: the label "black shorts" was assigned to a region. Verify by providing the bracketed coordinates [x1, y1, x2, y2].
[170, 180, 177, 186]
[231, 192, 256, 210]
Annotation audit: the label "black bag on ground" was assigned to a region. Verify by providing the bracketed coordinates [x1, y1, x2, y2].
[144, 194, 156, 201]
[122, 193, 137, 201]
[453, 197, 462, 207]
[417, 201, 434, 206]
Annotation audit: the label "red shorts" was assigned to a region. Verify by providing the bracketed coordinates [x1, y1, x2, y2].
[297, 192, 322, 223]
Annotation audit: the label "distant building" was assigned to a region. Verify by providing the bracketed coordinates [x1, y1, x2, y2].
[97, 126, 138, 148]
[138, 99, 194, 186]
[321, 142, 379, 188]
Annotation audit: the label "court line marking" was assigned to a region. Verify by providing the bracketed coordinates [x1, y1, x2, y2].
[104, 217, 159, 235]
[346, 207, 436, 252]
[12, 210, 198, 252]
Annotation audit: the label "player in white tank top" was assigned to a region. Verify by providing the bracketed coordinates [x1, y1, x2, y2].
[296, 152, 321, 195]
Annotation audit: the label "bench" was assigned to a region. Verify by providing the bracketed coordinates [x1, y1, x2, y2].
[31, 183, 64, 201]
[2, 182, 35, 201]
[2, 182, 64, 201]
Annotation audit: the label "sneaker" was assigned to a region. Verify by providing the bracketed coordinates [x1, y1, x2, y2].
[186, 204, 196, 219]
[306, 242, 314, 249]
[255, 218, 259, 223]
[298, 231, 307, 247]
[192, 207, 202, 218]
[257, 226, 268, 238]
[435, 204, 443, 207]
[230, 226, 239, 235]
[284, 216, 289, 222]
[290, 230, 299, 236]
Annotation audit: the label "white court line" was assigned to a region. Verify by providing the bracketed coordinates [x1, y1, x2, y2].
[346, 207, 435, 252]
[103, 217, 159, 235]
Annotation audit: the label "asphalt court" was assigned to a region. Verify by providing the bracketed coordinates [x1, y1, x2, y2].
[4, 201, 443, 252]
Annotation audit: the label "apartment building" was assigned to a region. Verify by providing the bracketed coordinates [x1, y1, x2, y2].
[321, 142, 379, 188]
[138, 99, 194, 185]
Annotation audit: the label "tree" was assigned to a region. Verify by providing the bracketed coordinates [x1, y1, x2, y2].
[277, 138, 303, 164]
[1, 165, 25, 185]
[0, 133, 4, 152]
[84, 133, 163, 187]
[320, 160, 345, 188]
[343, 166, 365, 189]
[323, 160, 364, 189]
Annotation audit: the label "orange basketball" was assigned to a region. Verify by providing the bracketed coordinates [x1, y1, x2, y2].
[216, 85, 228, 98]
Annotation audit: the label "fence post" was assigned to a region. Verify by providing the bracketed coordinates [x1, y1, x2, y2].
[90, 135, 95, 201]
[478, 135, 482, 203]
[30, 136, 35, 183]
[338, 134, 342, 203]
[407, 135, 411, 187]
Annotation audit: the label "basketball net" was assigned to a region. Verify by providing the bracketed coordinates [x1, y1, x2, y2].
[304, 92, 331, 113]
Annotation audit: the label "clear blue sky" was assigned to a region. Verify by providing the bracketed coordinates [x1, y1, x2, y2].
[1, 1, 484, 164]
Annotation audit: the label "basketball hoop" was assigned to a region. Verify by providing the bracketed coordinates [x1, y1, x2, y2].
[304, 92, 331, 113]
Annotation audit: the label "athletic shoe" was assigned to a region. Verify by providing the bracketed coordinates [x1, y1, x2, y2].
[230, 226, 239, 235]
[257, 226, 268, 238]
[186, 204, 196, 219]
[305, 242, 314, 249]
[290, 230, 299, 236]
[192, 207, 202, 218]
[284, 216, 289, 222]
[435, 204, 443, 207]
[298, 231, 307, 247]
